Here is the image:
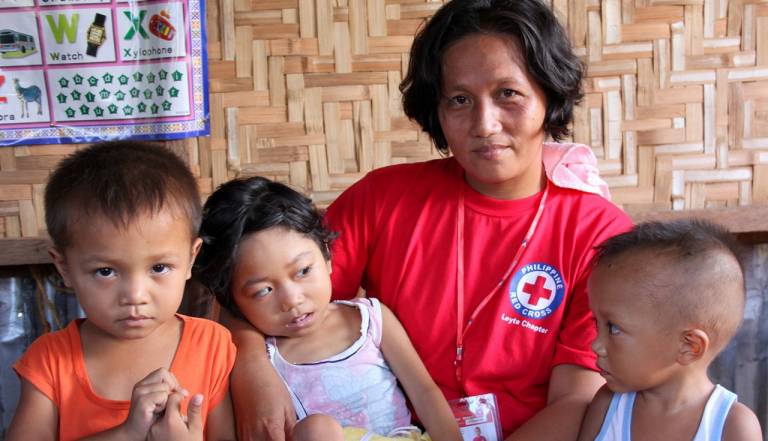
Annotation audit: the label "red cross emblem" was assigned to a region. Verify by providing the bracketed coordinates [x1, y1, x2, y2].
[522, 275, 553, 307]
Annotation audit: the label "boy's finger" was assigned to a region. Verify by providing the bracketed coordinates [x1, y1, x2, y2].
[134, 381, 173, 400]
[187, 394, 204, 432]
[163, 391, 184, 418]
[138, 368, 187, 395]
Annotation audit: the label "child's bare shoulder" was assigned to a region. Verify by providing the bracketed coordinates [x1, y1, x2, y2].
[722, 401, 762, 441]
[577, 385, 614, 441]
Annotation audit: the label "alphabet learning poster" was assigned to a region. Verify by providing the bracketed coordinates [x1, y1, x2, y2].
[0, 0, 208, 146]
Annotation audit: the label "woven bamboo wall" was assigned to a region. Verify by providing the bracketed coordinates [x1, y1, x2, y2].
[1, 0, 767, 240]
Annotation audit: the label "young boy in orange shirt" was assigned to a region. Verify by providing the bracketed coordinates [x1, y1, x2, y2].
[578, 219, 762, 441]
[7, 141, 236, 441]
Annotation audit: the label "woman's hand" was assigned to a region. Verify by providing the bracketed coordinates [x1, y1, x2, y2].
[231, 359, 296, 440]
[221, 308, 296, 440]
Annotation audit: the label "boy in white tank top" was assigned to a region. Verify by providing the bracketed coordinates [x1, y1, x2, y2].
[577, 220, 762, 441]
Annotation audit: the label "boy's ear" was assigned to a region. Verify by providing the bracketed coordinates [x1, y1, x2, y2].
[677, 329, 709, 365]
[186, 237, 204, 279]
[49, 247, 73, 288]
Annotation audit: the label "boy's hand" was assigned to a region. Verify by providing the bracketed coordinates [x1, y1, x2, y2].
[121, 368, 187, 439]
[148, 393, 204, 441]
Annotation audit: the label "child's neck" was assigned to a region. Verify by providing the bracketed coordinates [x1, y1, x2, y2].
[276, 302, 361, 364]
[637, 367, 714, 411]
[629, 368, 716, 441]
[79, 317, 183, 401]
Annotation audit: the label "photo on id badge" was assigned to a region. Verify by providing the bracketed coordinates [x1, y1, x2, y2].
[449, 393, 502, 441]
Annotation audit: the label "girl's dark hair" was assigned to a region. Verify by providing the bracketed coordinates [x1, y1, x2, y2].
[400, 0, 584, 153]
[193, 177, 336, 317]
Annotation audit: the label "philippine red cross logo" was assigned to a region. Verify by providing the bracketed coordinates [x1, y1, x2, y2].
[508, 262, 565, 320]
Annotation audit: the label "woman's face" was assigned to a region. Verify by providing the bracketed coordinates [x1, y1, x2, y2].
[438, 33, 547, 200]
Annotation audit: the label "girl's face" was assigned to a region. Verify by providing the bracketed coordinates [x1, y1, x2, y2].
[438, 33, 547, 200]
[230, 226, 333, 338]
[588, 253, 682, 393]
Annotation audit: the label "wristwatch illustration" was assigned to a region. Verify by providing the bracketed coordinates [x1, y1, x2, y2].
[86, 13, 107, 57]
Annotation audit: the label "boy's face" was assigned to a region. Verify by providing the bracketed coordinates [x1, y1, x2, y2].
[230, 226, 332, 338]
[51, 208, 202, 340]
[588, 252, 682, 393]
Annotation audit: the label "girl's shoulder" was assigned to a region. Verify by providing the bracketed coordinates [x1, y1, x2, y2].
[332, 298, 379, 340]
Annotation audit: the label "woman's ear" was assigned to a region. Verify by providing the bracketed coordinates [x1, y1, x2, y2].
[49, 247, 73, 288]
[677, 329, 709, 365]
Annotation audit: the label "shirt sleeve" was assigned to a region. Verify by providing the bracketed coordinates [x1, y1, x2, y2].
[205, 323, 237, 409]
[325, 173, 379, 300]
[13, 333, 61, 405]
[552, 210, 634, 369]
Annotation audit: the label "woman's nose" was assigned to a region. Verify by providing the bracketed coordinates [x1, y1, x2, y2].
[471, 99, 502, 138]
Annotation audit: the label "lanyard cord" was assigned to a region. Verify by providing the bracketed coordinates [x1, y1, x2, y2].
[454, 182, 549, 385]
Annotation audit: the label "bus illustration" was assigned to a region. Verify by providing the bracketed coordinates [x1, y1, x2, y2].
[0, 29, 37, 58]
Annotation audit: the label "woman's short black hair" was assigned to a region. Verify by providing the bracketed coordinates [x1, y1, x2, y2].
[193, 177, 336, 317]
[400, 0, 584, 153]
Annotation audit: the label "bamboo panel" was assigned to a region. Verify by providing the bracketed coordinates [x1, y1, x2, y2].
[1, 0, 767, 241]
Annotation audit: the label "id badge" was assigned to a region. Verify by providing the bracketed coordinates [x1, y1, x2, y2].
[448, 393, 503, 441]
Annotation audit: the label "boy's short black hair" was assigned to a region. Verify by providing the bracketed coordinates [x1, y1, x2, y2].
[44, 140, 201, 250]
[194, 177, 336, 317]
[594, 219, 745, 352]
[400, 0, 584, 153]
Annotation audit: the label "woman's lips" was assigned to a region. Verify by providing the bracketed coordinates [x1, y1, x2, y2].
[474, 145, 509, 160]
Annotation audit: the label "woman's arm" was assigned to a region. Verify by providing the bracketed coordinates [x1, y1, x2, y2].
[506, 364, 603, 441]
[204, 390, 236, 441]
[6, 379, 58, 441]
[379, 304, 462, 441]
[220, 309, 296, 441]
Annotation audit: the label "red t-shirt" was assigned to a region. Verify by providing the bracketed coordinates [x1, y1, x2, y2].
[325, 158, 632, 435]
[14, 314, 236, 441]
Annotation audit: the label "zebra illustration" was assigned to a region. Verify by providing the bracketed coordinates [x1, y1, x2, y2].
[13, 78, 42, 118]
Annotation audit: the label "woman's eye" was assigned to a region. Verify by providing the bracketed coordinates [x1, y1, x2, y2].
[95, 268, 115, 278]
[501, 88, 518, 98]
[608, 322, 621, 335]
[449, 95, 468, 106]
[151, 264, 170, 275]
[254, 287, 273, 298]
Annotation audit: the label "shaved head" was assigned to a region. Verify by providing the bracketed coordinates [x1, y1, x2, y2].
[593, 219, 745, 353]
